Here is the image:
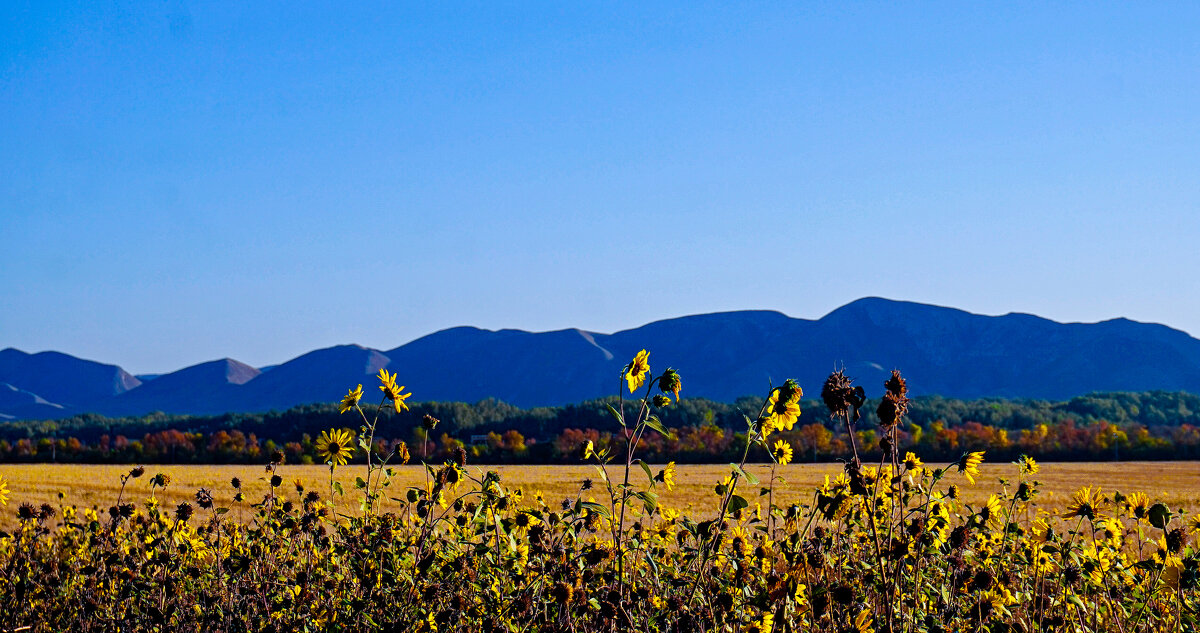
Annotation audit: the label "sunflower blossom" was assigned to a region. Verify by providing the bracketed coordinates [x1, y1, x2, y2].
[624, 349, 650, 393]
[957, 451, 985, 484]
[339, 384, 363, 414]
[377, 369, 412, 410]
[764, 382, 802, 432]
[316, 428, 355, 466]
[1063, 486, 1100, 520]
[656, 462, 676, 490]
[772, 440, 793, 466]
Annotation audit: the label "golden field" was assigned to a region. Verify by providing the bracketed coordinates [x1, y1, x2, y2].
[3, 460, 1200, 529]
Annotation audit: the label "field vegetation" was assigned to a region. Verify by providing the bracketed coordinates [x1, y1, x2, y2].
[1, 354, 1199, 631]
[2, 462, 1198, 533]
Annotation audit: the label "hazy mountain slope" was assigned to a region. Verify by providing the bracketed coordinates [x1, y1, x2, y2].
[0, 348, 141, 407]
[384, 328, 620, 405]
[6, 297, 1200, 418]
[0, 382, 68, 420]
[98, 359, 261, 417]
[230, 345, 391, 412]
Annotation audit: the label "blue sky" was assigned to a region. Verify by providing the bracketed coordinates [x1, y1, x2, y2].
[3, 2, 1199, 374]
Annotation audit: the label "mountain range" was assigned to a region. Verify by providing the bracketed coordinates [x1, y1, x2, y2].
[4, 297, 1200, 421]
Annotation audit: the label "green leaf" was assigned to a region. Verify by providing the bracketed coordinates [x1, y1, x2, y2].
[640, 490, 658, 515]
[1149, 503, 1171, 530]
[728, 495, 749, 513]
[636, 459, 654, 484]
[332, 481, 344, 496]
[606, 404, 626, 427]
[355, 477, 367, 489]
[214, 508, 229, 515]
[580, 501, 612, 519]
[730, 463, 760, 485]
[643, 415, 668, 436]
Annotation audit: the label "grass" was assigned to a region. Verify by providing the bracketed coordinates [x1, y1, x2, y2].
[5, 460, 1200, 529]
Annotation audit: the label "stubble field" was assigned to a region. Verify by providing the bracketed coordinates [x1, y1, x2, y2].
[3, 460, 1199, 529]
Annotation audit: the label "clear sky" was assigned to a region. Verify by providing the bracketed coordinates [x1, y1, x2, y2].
[3, 2, 1200, 374]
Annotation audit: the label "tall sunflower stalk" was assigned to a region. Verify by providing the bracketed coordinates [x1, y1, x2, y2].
[336, 369, 413, 515]
[584, 349, 681, 595]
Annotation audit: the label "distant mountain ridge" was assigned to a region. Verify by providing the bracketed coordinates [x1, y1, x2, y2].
[4, 297, 1200, 420]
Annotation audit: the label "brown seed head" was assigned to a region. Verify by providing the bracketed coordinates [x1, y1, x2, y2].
[175, 502, 194, 522]
[821, 370, 865, 421]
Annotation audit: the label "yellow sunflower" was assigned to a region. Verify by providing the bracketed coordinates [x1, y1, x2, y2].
[377, 369, 412, 410]
[764, 385, 802, 432]
[978, 494, 1003, 529]
[1063, 486, 1100, 520]
[957, 451, 985, 484]
[772, 440, 793, 466]
[851, 608, 875, 633]
[339, 384, 363, 414]
[0, 475, 8, 506]
[1125, 491, 1150, 521]
[656, 461, 677, 490]
[315, 428, 355, 466]
[625, 349, 650, 393]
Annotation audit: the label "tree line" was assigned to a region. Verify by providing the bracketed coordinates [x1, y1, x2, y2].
[1, 390, 1199, 463]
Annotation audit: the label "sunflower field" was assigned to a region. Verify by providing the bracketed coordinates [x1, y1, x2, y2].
[1, 352, 1198, 632]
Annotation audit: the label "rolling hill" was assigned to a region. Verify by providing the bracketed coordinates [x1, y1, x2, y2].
[4, 297, 1200, 419]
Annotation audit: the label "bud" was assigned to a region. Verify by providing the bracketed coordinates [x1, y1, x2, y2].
[652, 395, 671, 407]
[579, 440, 595, 460]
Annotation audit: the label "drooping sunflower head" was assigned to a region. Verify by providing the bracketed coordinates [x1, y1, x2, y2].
[624, 349, 650, 393]
[316, 428, 356, 467]
[656, 367, 681, 402]
[339, 384, 363, 414]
